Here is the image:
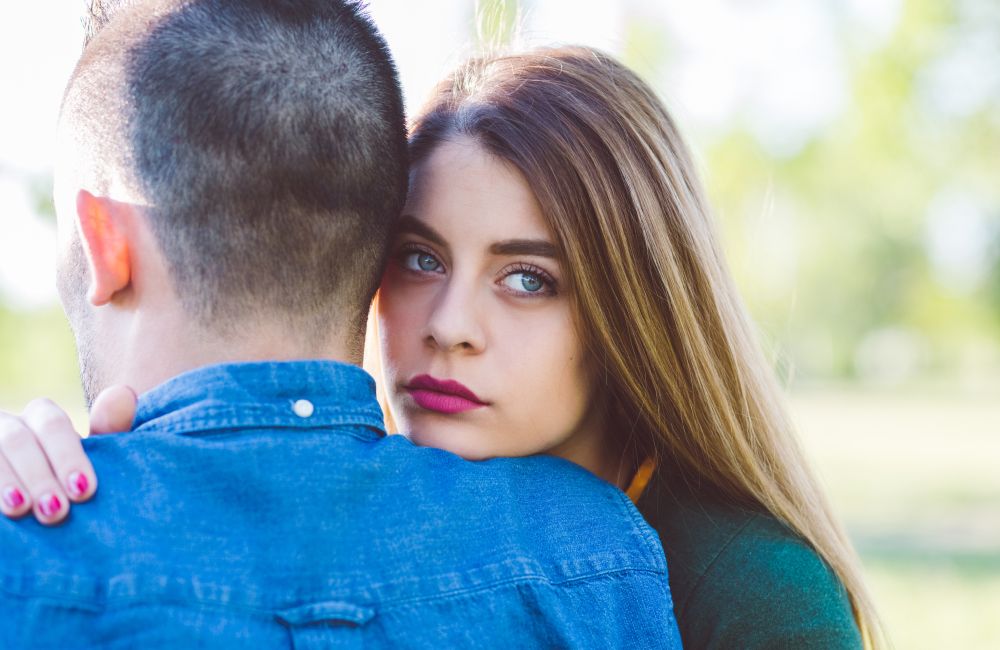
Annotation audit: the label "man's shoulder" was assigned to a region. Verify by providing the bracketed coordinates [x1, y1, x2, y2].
[83, 429, 655, 534]
[20, 430, 667, 582]
[331, 435, 671, 579]
[0, 430, 680, 647]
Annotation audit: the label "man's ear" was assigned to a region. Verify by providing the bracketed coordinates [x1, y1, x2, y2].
[75, 189, 133, 306]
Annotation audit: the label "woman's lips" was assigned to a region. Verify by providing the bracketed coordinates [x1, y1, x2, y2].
[405, 374, 488, 415]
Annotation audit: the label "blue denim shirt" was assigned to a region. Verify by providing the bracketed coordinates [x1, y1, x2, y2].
[0, 361, 680, 649]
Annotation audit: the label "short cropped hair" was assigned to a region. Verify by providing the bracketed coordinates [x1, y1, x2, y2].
[83, 0, 134, 46]
[66, 0, 408, 338]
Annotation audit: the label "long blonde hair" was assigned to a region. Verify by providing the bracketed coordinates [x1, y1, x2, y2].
[383, 46, 881, 645]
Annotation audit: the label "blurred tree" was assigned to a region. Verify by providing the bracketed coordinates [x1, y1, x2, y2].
[474, 0, 520, 49]
[696, 0, 1000, 382]
[0, 304, 84, 413]
[28, 172, 55, 224]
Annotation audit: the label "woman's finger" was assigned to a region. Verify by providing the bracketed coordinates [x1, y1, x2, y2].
[0, 411, 70, 525]
[89, 385, 137, 435]
[0, 440, 33, 519]
[21, 398, 98, 504]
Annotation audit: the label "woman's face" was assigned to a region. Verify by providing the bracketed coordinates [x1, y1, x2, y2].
[377, 137, 607, 468]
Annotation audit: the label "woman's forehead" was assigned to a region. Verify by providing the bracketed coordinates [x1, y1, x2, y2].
[404, 139, 553, 245]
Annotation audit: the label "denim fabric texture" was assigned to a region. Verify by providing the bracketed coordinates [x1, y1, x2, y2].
[0, 361, 681, 649]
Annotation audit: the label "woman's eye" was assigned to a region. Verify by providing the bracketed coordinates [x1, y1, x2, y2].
[402, 250, 442, 273]
[502, 271, 547, 294]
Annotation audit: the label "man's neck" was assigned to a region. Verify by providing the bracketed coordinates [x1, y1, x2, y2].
[103, 307, 361, 398]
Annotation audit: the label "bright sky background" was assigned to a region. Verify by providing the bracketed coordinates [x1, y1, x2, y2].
[0, 0, 903, 310]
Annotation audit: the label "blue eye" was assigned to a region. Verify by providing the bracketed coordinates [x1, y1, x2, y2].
[501, 271, 547, 294]
[402, 250, 442, 273]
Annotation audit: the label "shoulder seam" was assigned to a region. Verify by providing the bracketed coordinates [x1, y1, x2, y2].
[618, 490, 667, 573]
[680, 511, 758, 612]
[0, 566, 666, 614]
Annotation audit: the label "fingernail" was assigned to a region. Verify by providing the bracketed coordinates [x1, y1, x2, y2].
[38, 493, 62, 518]
[2, 486, 25, 510]
[67, 472, 89, 497]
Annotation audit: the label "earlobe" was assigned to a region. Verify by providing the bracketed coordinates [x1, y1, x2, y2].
[75, 190, 132, 306]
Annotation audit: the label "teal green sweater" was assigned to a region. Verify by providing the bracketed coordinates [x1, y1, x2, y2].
[637, 472, 862, 648]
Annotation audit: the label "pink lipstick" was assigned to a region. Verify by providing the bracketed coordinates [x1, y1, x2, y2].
[405, 374, 488, 415]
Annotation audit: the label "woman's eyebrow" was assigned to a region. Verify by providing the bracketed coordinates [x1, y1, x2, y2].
[396, 215, 447, 247]
[489, 240, 558, 258]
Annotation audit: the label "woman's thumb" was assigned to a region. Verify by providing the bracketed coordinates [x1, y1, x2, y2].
[89, 385, 138, 435]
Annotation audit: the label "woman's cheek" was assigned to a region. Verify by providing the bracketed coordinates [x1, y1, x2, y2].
[380, 276, 420, 342]
[499, 320, 588, 453]
[376, 288, 414, 393]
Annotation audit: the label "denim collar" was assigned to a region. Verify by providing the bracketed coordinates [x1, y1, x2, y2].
[131, 360, 386, 439]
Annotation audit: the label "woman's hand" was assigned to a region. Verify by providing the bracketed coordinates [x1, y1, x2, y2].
[0, 386, 137, 525]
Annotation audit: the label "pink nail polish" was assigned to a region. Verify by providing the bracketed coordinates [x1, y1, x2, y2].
[2, 486, 25, 510]
[68, 472, 89, 497]
[38, 493, 62, 518]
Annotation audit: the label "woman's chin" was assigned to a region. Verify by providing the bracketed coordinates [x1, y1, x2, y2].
[404, 422, 498, 462]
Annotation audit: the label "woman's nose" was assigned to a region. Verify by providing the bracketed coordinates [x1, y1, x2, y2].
[423, 278, 486, 354]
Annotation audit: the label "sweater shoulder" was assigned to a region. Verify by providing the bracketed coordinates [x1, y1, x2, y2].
[638, 475, 862, 649]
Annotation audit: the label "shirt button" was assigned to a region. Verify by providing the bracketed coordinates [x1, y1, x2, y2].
[292, 399, 315, 418]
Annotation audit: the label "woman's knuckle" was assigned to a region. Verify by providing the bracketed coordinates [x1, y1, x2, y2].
[0, 421, 33, 454]
[24, 397, 57, 412]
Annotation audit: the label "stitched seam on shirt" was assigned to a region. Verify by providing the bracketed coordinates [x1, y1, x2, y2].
[373, 566, 668, 612]
[160, 416, 383, 433]
[132, 408, 386, 438]
[680, 512, 758, 615]
[0, 578, 274, 618]
[619, 490, 666, 572]
[0, 567, 665, 616]
[0, 588, 265, 619]
[184, 424, 382, 441]
[133, 422, 385, 442]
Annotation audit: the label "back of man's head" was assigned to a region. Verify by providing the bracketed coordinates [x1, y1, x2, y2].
[60, 0, 407, 341]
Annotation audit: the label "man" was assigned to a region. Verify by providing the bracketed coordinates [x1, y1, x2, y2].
[0, 1, 680, 647]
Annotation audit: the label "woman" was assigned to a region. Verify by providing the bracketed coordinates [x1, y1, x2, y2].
[2, 46, 880, 647]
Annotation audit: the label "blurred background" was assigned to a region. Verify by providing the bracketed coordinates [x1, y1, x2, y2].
[1, 0, 997, 646]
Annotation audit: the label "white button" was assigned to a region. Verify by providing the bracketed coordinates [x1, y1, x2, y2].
[292, 399, 314, 418]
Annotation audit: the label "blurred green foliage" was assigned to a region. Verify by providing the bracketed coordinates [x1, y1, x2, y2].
[688, 0, 998, 384]
[0, 305, 84, 413]
[474, 0, 520, 49]
[796, 389, 1000, 649]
